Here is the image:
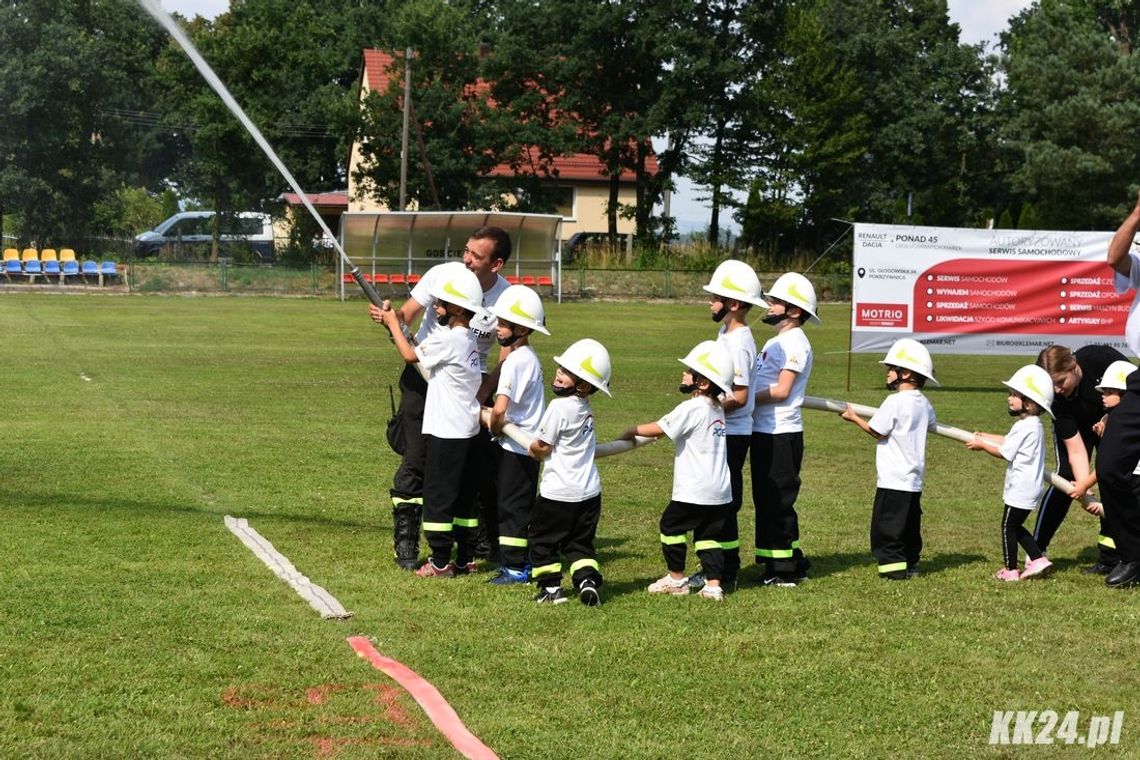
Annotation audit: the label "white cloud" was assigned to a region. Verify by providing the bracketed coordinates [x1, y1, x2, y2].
[946, 0, 1033, 47]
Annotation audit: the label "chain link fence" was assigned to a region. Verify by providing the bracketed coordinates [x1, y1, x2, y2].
[1, 260, 851, 302]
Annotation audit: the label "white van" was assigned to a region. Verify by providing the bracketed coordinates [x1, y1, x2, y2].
[134, 211, 276, 261]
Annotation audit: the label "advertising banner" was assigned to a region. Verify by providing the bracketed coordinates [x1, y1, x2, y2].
[852, 223, 1132, 355]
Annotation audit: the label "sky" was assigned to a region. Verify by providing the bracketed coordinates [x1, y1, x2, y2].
[160, 0, 1034, 234]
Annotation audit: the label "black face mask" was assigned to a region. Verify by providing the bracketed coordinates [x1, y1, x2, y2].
[436, 311, 450, 326]
[1007, 407, 1023, 417]
[551, 383, 576, 397]
[679, 383, 698, 394]
[761, 312, 786, 326]
[710, 304, 728, 323]
[497, 332, 519, 347]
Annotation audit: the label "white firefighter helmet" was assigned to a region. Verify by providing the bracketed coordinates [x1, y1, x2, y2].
[880, 338, 939, 386]
[1095, 360, 1137, 392]
[1003, 364, 1055, 418]
[679, 340, 735, 395]
[766, 272, 820, 323]
[429, 263, 486, 316]
[702, 259, 768, 307]
[554, 338, 612, 397]
[490, 284, 550, 335]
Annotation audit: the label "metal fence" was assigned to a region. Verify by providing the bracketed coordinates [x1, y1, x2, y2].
[1, 260, 852, 302]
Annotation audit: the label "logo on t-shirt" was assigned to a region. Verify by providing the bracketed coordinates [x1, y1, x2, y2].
[708, 418, 727, 438]
[466, 350, 480, 368]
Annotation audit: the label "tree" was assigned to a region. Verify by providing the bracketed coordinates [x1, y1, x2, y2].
[672, 0, 787, 247]
[0, 0, 174, 246]
[772, 0, 995, 246]
[999, 0, 1140, 229]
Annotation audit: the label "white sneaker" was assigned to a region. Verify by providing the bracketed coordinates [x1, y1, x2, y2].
[647, 574, 689, 595]
[697, 585, 724, 601]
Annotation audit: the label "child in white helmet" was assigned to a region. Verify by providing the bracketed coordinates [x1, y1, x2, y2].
[689, 260, 767, 592]
[750, 271, 818, 586]
[485, 285, 550, 585]
[840, 339, 937, 580]
[528, 338, 612, 606]
[966, 365, 1055, 581]
[621, 341, 736, 601]
[1067, 359, 1136, 576]
[379, 265, 486, 577]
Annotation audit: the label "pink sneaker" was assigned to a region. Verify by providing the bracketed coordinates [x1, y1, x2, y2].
[994, 568, 1020, 582]
[1021, 556, 1054, 579]
[415, 560, 455, 578]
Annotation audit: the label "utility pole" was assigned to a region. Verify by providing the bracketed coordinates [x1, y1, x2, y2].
[399, 47, 412, 211]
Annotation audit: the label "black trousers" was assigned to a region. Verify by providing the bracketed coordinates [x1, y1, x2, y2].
[659, 500, 731, 581]
[470, 428, 501, 554]
[529, 494, 602, 588]
[422, 434, 479, 566]
[871, 488, 922, 575]
[1095, 375, 1140, 563]
[750, 431, 806, 574]
[1034, 428, 1099, 550]
[1002, 504, 1044, 570]
[720, 434, 750, 580]
[392, 364, 427, 499]
[495, 449, 539, 570]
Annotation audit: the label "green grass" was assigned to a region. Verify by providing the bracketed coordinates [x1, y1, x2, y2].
[1, 293, 1137, 758]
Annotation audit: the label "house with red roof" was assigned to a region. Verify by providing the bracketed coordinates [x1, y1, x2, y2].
[347, 49, 655, 242]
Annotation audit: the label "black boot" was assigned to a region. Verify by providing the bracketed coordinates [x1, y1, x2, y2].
[391, 493, 422, 571]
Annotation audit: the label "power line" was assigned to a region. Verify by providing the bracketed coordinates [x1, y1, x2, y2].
[102, 107, 341, 139]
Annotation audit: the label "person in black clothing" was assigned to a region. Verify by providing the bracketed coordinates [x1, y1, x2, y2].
[1098, 191, 1140, 588]
[1035, 344, 1127, 571]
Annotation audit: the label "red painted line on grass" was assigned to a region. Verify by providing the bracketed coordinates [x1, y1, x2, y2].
[346, 636, 499, 760]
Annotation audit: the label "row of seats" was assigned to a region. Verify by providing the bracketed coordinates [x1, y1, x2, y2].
[342, 272, 553, 289]
[3, 249, 118, 280]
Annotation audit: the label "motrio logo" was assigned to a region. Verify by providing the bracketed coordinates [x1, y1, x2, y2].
[855, 302, 909, 328]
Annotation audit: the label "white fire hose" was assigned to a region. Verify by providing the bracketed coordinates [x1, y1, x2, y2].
[803, 395, 1101, 513]
[479, 408, 657, 459]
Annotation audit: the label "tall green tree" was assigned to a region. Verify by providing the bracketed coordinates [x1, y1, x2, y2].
[772, 0, 994, 245]
[999, 0, 1140, 229]
[0, 0, 172, 245]
[675, 0, 787, 247]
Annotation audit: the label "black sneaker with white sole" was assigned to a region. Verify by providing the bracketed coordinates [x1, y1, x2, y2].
[533, 586, 569, 604]
[578, 579, 601, 607]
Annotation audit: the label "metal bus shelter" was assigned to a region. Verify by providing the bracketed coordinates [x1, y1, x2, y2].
[338, 211, 564, 302]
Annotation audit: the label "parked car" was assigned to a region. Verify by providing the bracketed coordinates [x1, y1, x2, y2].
[134, 211, 276, 262]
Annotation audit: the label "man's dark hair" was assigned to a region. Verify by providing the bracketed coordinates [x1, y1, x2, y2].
[471, 226, 512, 263]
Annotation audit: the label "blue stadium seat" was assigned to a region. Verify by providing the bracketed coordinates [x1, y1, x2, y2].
[81, 260, 99, 282]
[61, 260, 79, 277]
[5, 258, 23, 279]
[24, 258, 42, 278]
[100, 261, 119, 282]
[43, 259, 61, 277]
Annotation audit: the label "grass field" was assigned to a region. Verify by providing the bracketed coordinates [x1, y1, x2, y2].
[2, 292, 1137, 759]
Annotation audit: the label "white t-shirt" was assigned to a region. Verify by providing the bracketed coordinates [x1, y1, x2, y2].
[535, 395, 601, 501]
[494, 344, 545, 456]
[751, 327, 813, 434]
[1113, 250, 1140, 356]
[410, 264, 510, 371]
[657, 396, 731, 505]
[867, 390, 936, 492]
[716, 323, 756, 435]
[999, 416, 1045, 509]
[416, 325, 481, 439]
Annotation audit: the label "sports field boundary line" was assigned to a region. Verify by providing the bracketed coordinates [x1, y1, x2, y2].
[347, 636, 499, 760]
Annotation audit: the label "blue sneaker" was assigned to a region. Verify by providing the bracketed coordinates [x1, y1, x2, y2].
[487, 566, 530, 585]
